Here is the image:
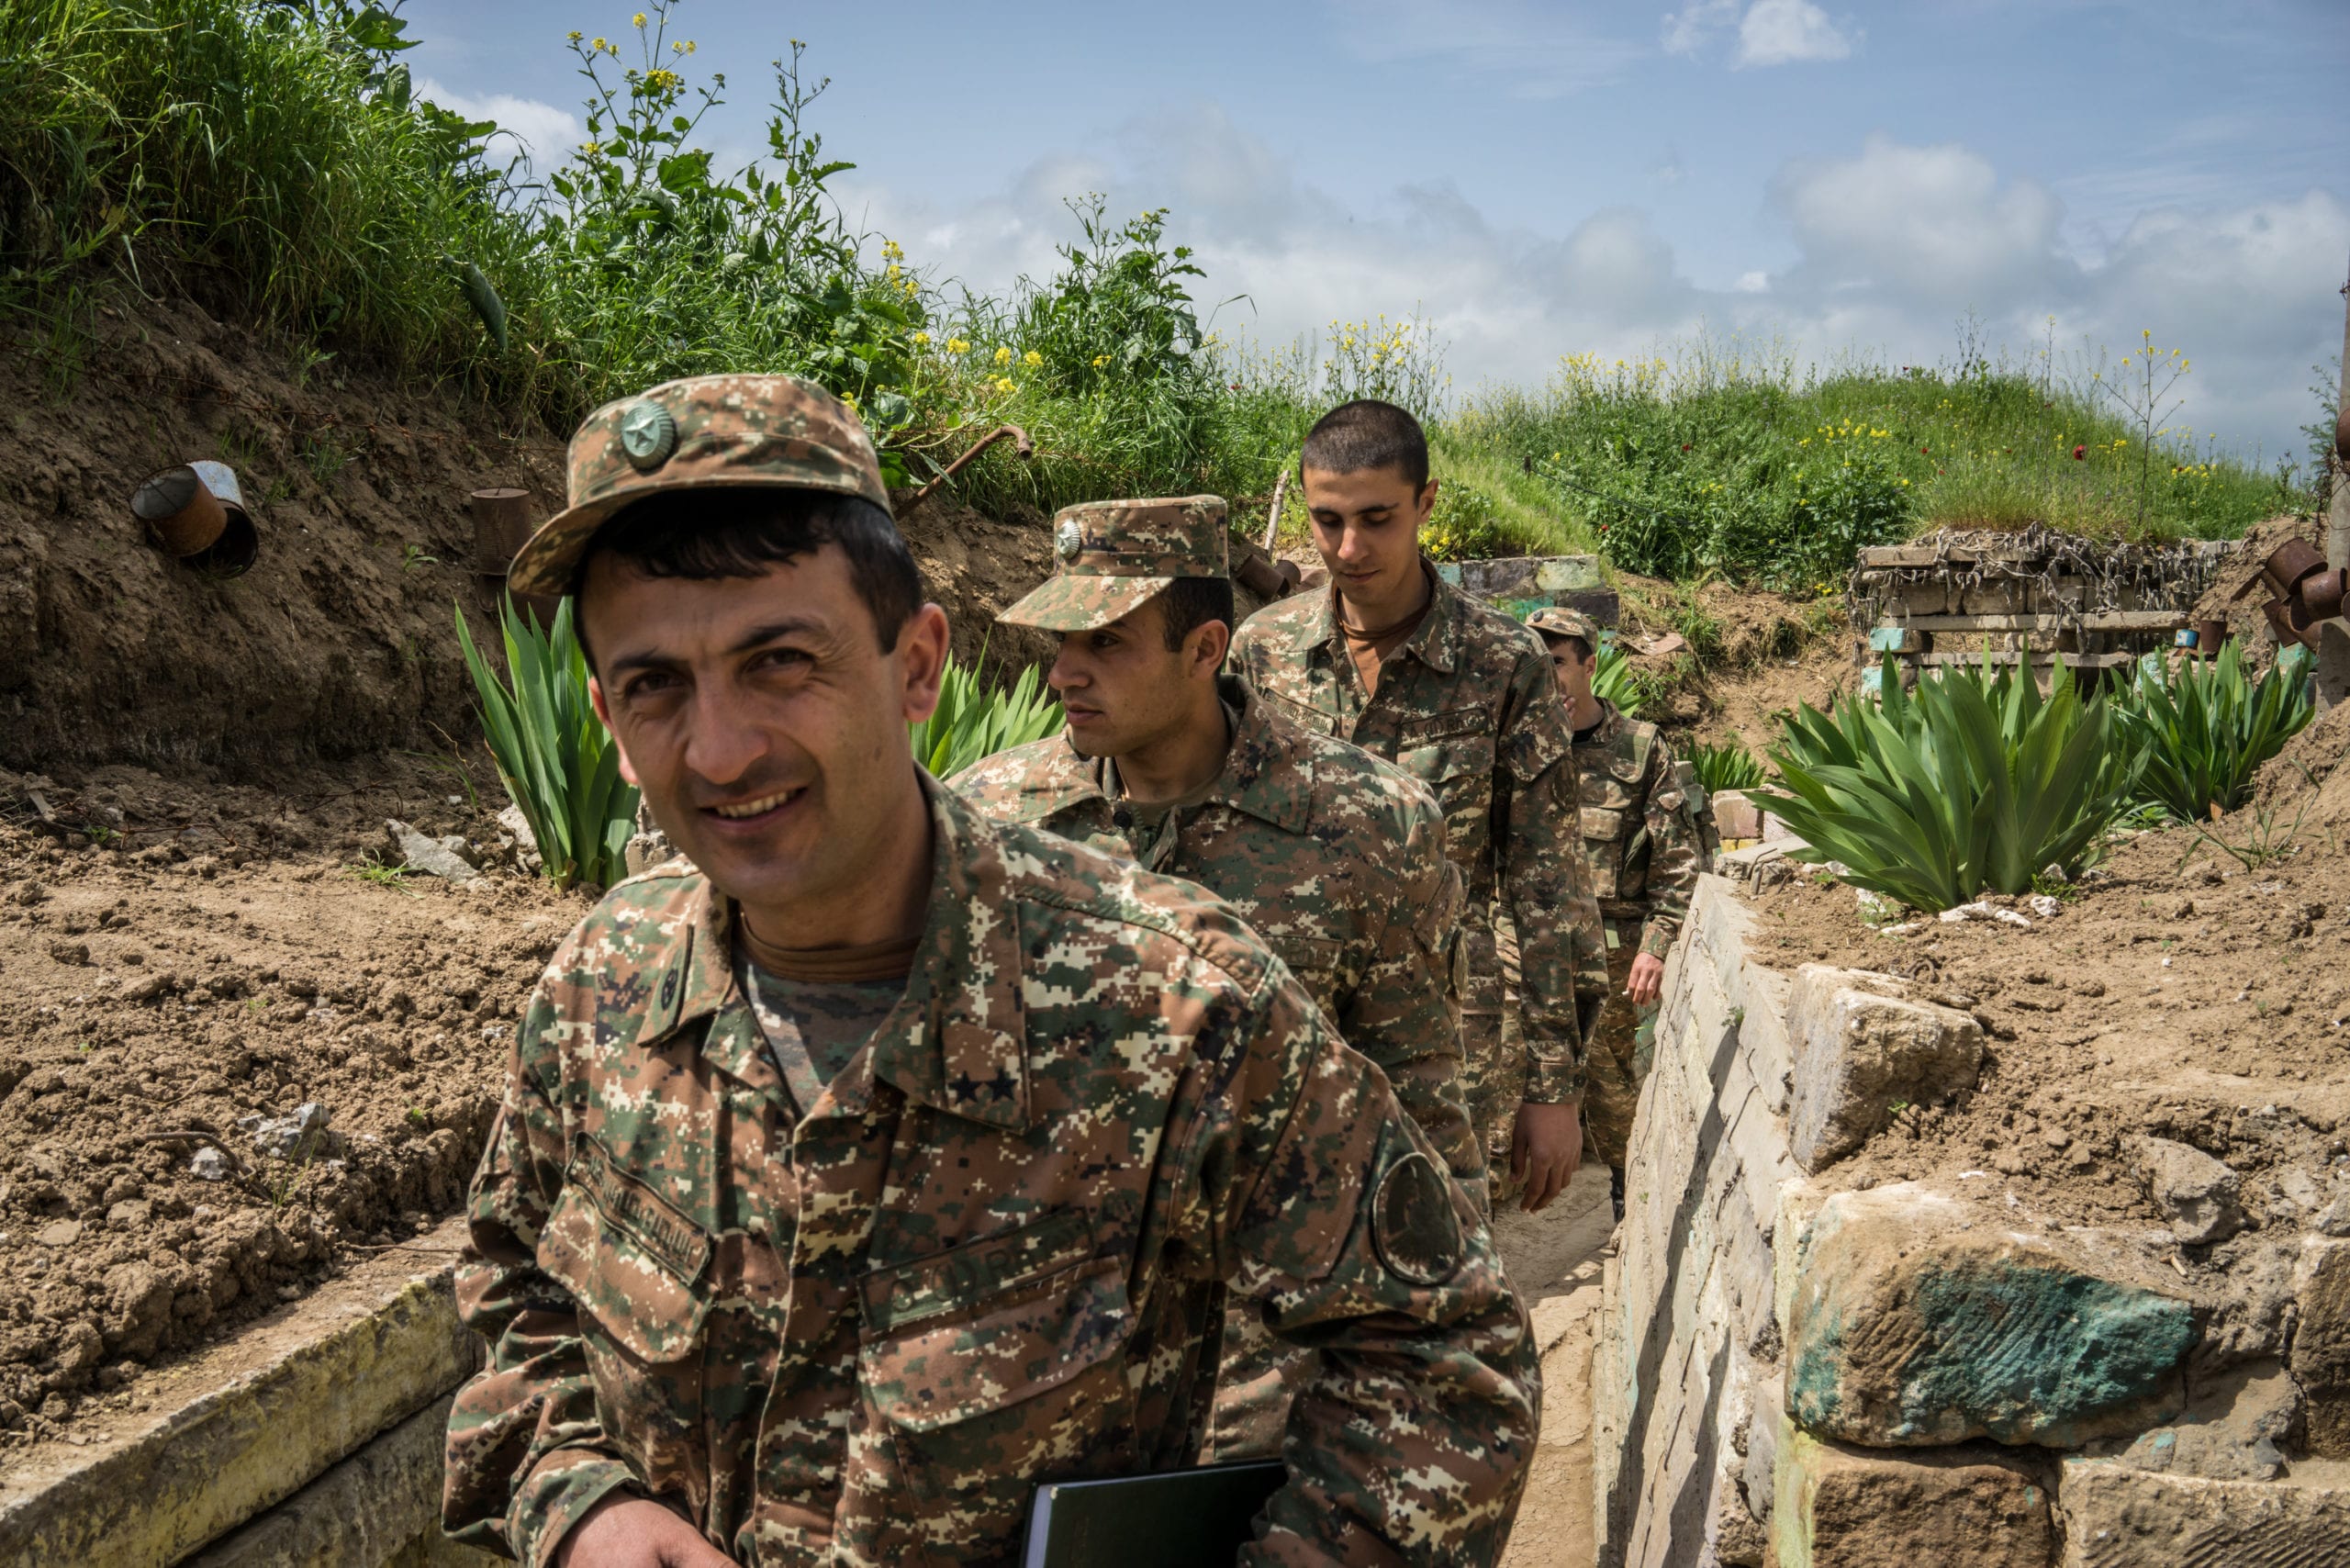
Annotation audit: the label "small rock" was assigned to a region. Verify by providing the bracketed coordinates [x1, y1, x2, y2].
[496, 804, 537, 855]
[383, 819, 479, 883]
[247, 1102, 334, 1159]
[47, 939, 90, 966]
[2315, 1193, 2350, 1238]
[2136, 1137, 2246, 1245]
[2029, 894, 2065, 920]
[105, 1199, 151, 1228]
[36, 1219, 83, 1248]
[188, 1147, 231, 1182]
[1855, 889, 1903, 926]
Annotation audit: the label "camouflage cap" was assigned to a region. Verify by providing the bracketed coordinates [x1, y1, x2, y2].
[999, 495, 1229, 632]
[1527, 605, 1601, 646]
[508, 374, 891, 598]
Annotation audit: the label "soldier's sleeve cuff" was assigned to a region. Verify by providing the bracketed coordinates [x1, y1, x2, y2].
[1640, 921, 1679, 960]
[1523, 1055, 1585, 1105]
[513, 1449, 647, 1568]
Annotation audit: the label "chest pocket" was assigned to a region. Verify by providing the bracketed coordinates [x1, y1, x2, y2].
[1393, 711, 1495, 866]
[857, 1214, 1137, 1540]
[539, 1157, 717, 1490]
[1274, 934, 1348, 1011]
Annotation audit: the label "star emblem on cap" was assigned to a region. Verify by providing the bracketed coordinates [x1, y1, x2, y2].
[1056, 519, 1082, 562]
[619, 399, 678, 471]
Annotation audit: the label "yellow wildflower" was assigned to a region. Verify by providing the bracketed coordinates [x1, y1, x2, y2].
[1091, 354, 1109, 368]
[632, 11, 647, 26]
[1023, 351, 1043, 369]
[912, 330, 931, 347]
[567, 29, 583, 41]
[946, 338, 969, 355]
[591, 36, 608, 50]
[993, 346, 1012, 366]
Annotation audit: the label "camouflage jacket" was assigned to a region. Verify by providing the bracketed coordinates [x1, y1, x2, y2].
[1570, 701, 1701, 960]
[442, 777, 1536, 1568]
[950, 678, 1477, 1183]
[1231, 569, 1606, 1100]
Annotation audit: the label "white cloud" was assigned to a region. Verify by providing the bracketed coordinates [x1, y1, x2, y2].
[1327, 0, 1647, 98]
[1770, 135, 2065, 305]
[847, 113, 2341, 461]
[1662, 0, 1856, 67]
[1734, 0, 1855, 66]
[1662, 0, 1740, 56]
[416, 79, 583, 174]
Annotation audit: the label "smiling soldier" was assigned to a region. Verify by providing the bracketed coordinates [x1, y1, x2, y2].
[438, 375, 1537, 1568]
[951, 494, 1478, 1461]
[1230, 400, 1607, 1214]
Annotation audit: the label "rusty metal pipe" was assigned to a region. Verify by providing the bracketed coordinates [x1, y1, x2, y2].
[907, 424, 1034, 510]
[1260, 468, 1290, 553]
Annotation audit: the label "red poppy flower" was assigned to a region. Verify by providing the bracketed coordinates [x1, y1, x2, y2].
[2072, 445, 2086, 460]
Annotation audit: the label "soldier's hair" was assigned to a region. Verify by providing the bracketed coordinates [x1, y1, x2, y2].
[577, 488, 922, 655]
[1154, 575, 1236, 653]
[1539, 631, 1595, 663]
[1300, 399, 1430, 492]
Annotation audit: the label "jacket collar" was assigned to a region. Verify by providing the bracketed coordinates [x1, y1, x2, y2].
[629, 771, 1033, 1131]
[1021, 678, 1315, 838]
[1291, 558, 1461, 678]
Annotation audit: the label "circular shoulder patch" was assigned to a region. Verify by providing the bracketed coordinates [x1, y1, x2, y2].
[619, 400, 679, 471]
[1371, 1149, 1465, 1287]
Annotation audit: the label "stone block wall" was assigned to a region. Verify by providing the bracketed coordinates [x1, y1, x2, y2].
[1594, 874, 2350, 1567]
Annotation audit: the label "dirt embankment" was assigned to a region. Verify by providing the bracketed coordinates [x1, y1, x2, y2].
[0, 299, 1073, 782]
[1748, 753, 2350, 1242]
[0, 756, 589, 1452]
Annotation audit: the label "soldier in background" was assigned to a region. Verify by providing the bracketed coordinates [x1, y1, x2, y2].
[440, 375, 1538, 1568]
[953, 494, 1477, 1462]
[1231, 400, 1607, 1214]
[1525, 607, 1702, 1222]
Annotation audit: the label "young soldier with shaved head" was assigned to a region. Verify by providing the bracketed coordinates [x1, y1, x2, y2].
[439, 375, 1536, 1568]
[1230, 399, 1609, 1214]
[952, 495, 1479, 1461]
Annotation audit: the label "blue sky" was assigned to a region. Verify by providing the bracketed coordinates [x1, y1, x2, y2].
[405, 0, 2350, 465]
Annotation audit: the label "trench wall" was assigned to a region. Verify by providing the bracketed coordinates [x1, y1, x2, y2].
[0, 1219, 491, 1567]
[1595, 868, 2350, 1568]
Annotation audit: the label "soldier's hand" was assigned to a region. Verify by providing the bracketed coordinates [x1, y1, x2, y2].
[1626, 952, 1665, 1007]
[554, 1495, 742, 1568]
[1510, 1099, 1583, 1213]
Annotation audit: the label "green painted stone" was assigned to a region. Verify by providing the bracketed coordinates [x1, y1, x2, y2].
[1786, 1192, 2195, 1449]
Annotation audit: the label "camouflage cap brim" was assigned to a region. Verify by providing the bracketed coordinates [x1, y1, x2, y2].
[509, 373, 891, 599]
[998, 573, 1174, 632]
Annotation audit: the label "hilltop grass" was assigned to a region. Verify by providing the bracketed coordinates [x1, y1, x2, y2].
[1454, 341, 2304, 589]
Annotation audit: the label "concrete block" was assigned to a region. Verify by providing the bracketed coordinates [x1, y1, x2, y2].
[1773, 1428, 2056, 1568]
[1785, 1185, 2194, 1448]
[1785, 966, 1983, 1173]
[2132, 1137, 2245, 1245]
[0, 1220, 476, 1568]
[2056, 1458, 2350, 1568]
[1714, 791, 1763, 841]
[2296, 1238, 2350, 1458]
[182, 1394, 500, 1567]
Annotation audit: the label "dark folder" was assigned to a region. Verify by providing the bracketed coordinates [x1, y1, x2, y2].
[1021, 1461, 1287, 1567]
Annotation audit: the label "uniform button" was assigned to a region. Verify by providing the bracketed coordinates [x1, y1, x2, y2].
[747, 1215, 768, 1236]
[1111, 809, 1133, 829]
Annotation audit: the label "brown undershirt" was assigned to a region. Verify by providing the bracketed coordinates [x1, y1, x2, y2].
[735, 921, 915, 1114]
[1337, 566, 1435, 697]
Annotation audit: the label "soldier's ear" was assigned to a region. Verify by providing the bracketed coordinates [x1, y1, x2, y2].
[1190, 617, 1231, 678]
[897, 602, 951, 727]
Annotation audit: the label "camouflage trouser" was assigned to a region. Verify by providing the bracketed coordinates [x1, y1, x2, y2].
[1582, 922, 1661, 1174]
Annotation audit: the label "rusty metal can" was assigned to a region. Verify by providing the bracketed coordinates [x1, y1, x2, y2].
[131, 465, 227, 556]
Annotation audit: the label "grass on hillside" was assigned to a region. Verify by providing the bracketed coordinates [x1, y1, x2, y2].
[1457, 337, 2307, 590]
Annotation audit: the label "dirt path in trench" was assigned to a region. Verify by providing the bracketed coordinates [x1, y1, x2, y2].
[1494, 1162, 1616, 1568]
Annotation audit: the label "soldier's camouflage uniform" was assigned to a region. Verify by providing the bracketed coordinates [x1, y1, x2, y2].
[1567, 697, 1701, 1172]
[957, 499, 1481, 1462]
[445, 379, 1539, 1567]
[1232, 568, 1607, 1198]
